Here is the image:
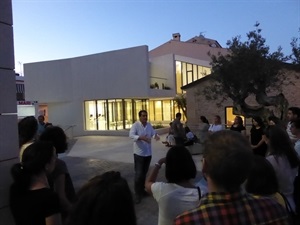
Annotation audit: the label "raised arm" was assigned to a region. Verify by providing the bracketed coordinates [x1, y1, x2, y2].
[145, 157, 166, 194]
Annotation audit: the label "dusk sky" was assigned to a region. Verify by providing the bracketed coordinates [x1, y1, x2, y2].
[12, 0, 300, 74]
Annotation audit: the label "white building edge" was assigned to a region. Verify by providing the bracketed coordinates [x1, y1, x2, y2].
[24, 34, 228, 137]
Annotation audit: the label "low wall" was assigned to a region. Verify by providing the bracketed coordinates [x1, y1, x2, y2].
[75, 127, 169, 137]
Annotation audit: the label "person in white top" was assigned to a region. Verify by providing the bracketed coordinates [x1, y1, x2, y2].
[129, 110, 160, 204]
[286, 107, 300, 144]
[208, 115, 223, 134]
[145, 146, 201, 225]
[290, 119, 300, 156]
[264, 125, 300, 212]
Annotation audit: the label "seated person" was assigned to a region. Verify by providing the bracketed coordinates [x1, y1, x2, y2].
[184, 126, 195, 146]
[163, 122, 175, 147]
[208, 115, 223, 134]
[175, 130, 290, 225]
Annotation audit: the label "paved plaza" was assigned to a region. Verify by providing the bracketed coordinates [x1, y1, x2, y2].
[61, 134, 203, 225]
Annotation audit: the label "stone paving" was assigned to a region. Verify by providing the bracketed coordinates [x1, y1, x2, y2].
[61, 134, 203, 225]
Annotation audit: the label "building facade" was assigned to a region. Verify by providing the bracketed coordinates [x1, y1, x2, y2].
[182, 67, 300, 134]
[0, 0, 19, 224]
[24, 34, 228, 136]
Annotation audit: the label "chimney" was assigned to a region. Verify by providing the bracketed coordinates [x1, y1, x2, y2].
[172, 33, 181, 41]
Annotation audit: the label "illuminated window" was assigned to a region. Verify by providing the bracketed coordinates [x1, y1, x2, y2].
[176, 61, 211, 94]
[84, 98, 176, 130]
[176, 61, 182, 94]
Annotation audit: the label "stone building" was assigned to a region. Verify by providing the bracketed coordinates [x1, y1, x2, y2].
[182, 66, 300, 134]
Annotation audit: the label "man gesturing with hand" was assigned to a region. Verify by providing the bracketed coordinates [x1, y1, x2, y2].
[129, 110, 159, 204]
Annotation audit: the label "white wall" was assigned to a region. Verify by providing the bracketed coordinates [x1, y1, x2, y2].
[24, 45, 151, 136]
[25, 59, 73, 103]
[25, 45, 150, 102]
[149, 54, 176, 98]
[71, 45, 150, 99]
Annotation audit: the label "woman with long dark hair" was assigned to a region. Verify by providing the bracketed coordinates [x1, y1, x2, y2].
[230, 116, 246, 136]
[198, 116, 209, 143]
[265, 125, 300, 212]
[10, 141, 61, 225]
[250, 116, 267, 157]
[40, 126, 76, 221]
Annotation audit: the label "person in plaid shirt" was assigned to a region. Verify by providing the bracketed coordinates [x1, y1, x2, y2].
[174, 130, 290, 225]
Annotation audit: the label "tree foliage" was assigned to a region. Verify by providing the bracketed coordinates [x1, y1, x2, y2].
[204, 22, 290, 118]
[174, 93, 187, 118]
[290, 29, 300, 65]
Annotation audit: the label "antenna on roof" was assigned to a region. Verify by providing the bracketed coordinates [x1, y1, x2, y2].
[199, 31, 206, 37]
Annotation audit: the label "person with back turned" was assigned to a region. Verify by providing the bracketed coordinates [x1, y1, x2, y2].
[175, 130, 290, 225]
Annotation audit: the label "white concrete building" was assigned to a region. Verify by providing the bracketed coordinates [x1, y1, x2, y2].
[24, 34, 228, 136]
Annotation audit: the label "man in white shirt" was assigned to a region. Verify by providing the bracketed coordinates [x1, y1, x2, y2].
[291, 118, 300, 156]
[129, 110, 159, 204]
[286, 107, 300, 144]
[208, 115, 224, 134]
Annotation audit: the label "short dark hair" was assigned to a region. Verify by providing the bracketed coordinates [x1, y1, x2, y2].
[203, 130, 253, 192]
[288, 107, 300, 118]
[18, 116, 38, 147]
[175, 112, 182, 118]
[252, 116, 265, 128]
[66, 171, 136, 225]
[292, 118, 300, 129]
[165, 146, 196, 183]
[184, 126, 191, 133]
[138, 110, 147, 117]
[245, 155, 279, 195]
[200, 116, 209, 124]
[39, 126, 68, 154]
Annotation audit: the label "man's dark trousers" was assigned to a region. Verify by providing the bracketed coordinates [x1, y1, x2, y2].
[134, 154, 151, 198]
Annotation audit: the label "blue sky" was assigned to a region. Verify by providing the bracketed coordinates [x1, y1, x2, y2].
[12, 0, 300, 74]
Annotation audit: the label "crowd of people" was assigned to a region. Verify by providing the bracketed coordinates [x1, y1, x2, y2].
[10, 107, 300, 225]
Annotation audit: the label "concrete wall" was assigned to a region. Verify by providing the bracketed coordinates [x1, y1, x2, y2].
[149, 54, 176, 98]
[24, 46, 151, 136]
[25, 45, 150, 102]
[0, 0, 19, 224]
[24, 59, 73, 103]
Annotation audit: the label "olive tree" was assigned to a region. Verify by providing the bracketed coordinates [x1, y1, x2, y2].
[174, 93, 187, 118]
[203, 23, 290, 119]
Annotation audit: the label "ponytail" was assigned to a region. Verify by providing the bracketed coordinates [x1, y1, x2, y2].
[10, 163, 31, 194]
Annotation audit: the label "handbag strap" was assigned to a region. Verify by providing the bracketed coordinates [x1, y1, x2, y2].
[278, 192, 295, 215]
[197, 186, 201, 200]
